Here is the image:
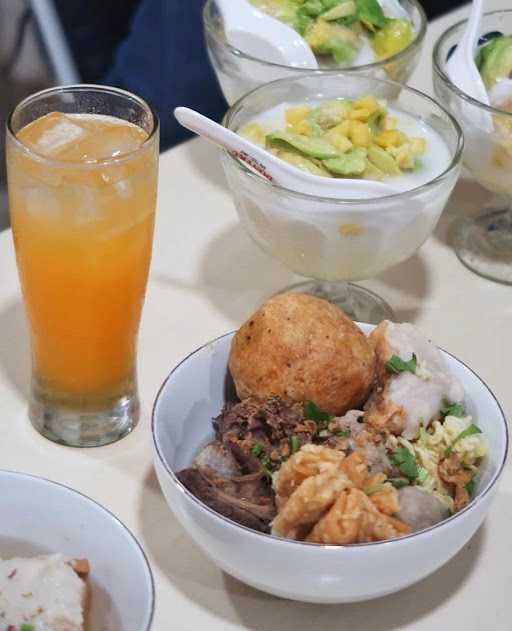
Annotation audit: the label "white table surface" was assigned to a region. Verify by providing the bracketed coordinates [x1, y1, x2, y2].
[1, 2, 511, 629]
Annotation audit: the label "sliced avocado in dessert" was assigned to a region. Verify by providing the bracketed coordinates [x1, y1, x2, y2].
[320, 1, 357, 22]
[367, 144, 401, 175]
[305, 20, 361, 63]
[277, 150, 334, 176]
[355, 0, 386, 31]
[478, 35, 512, 89]
[266, 130, 341, 159]
[322, 146, 368, 175]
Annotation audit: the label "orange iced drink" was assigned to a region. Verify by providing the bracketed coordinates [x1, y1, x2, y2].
[7, 101, 159, 445]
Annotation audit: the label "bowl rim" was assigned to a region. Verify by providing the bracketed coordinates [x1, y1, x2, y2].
[203, 0, 428, 75]
[432, 9, 512, 118]
[0, 469, 155, 630]
[152, 327, 509, 550]
[222, 72, 464, 205]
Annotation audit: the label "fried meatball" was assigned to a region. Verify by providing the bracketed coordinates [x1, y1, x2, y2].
[228, 293, 375, 415]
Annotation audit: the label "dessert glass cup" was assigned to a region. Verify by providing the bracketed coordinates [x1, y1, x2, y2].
[6, 85, 159, 447]
[433, 10, 512, 284]
[220, 73, 463, 323]
[203, 0, 427, 105]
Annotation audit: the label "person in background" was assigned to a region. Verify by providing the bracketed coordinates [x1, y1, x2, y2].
[54, 0, 466, 151]
[54, 0, 227, 151]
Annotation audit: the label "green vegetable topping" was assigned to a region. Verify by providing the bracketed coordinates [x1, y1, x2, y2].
[261, 456, 274, 481]
[21, 625, 35, 631]
[389, 477, 410, 489]
[390, 447, 419, 481]
[466, 476, 477, 497]
[304, 401, 333, 424]
[251, 443, 265, 458]
[291, 435, 301, 454]
[417, 467, 428, 483]
[444, 424, 482, 457]
[335, 430, 351, 438]
[385, 354, 418, 375]
[440, 400, 466, 418]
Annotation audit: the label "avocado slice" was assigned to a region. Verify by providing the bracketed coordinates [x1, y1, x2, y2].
[322, 147, 368, 175]
[277, 150, 334, 177]
[266, 131, 340, 159]
[320, 1, 357, 22]
[478, 35, 512, 89]
[305, 20, 361, 63]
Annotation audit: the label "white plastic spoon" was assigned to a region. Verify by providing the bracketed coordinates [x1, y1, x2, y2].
[446, 0, 492, 130]
[174, 107, 398, 200]
[379, 0, 410, 21]
[215, 0, 318, 68]
[488, 78, 512, 110]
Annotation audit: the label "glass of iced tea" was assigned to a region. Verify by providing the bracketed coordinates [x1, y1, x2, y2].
[6, 85, 159, 447]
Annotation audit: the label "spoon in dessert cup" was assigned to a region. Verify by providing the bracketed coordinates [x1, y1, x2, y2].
[446, 0, 493, 130]
[174, 107, 398, 200]
[215, 0, 318, 69]
[379, 0, 410, 21]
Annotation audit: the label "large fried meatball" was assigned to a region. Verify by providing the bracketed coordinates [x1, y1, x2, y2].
[228, 293, 375, 415]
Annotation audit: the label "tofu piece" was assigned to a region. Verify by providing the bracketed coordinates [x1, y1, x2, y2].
[0, 554, 89, 630]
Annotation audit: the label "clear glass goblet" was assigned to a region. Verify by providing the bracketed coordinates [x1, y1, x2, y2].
[220, 73, 463, 323]
[433, 10, 512, 284]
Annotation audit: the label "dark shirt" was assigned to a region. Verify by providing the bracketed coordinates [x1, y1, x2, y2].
[54, 0, 227, 150]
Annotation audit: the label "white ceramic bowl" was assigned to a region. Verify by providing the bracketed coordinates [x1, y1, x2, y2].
[0, 471, 154, 629]
[152, 326, 508, 604]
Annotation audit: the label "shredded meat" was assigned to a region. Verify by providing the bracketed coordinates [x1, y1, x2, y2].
[177, 467, 276, 533]
[439, 454, 473, 511]
[214, 397, 314, 471]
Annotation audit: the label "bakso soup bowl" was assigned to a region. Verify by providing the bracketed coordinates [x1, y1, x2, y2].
[152, 327, 508, 604]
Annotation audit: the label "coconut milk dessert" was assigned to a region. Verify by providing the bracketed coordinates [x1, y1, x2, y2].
[232, 96, 454, 281]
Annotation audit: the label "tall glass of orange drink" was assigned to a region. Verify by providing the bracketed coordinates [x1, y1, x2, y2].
[6, 86, 159, 447]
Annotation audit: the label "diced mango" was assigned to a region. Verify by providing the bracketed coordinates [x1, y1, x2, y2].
[353, 96, 381, 115]
[339, 119, 353, 135]
[383, 116, 398, 131]
[375, 130, 408, 148]
[349, 121, 371, 147]
[410, 137, 427, 156]
[349, 108, 372, 121]
[294, 120, 311, 135]
[286, 106, 311, 128]
[323, 125, 353, 153]
[393, 144, 416, 170]
[239, 123, 266, 146]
